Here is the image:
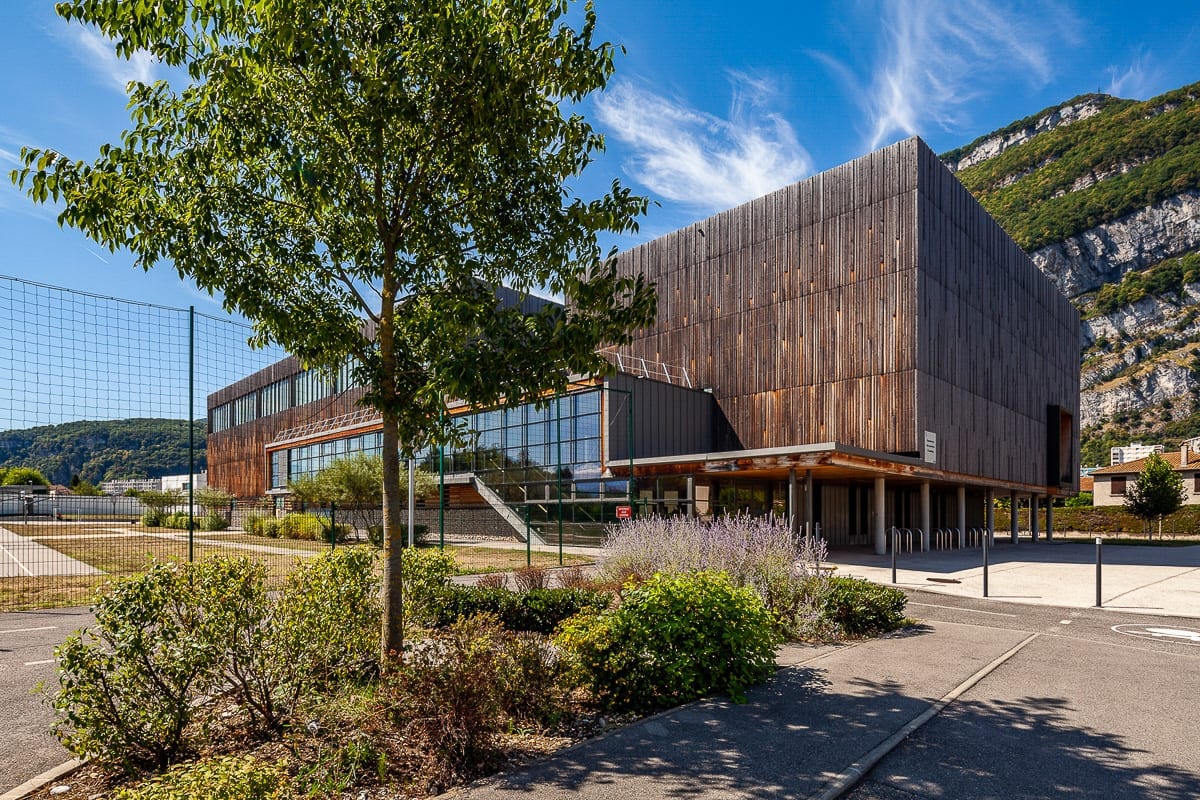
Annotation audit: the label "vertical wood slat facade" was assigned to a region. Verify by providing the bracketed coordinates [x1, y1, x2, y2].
[614, 137, 1080, 490]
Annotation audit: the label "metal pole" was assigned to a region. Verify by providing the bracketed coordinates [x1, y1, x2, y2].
[627, 388, 634, 515]
[891, 526, 897, 584]
[556, 395, 564, 566]
[407, 457, 415, 548]
[438, 407, 445, 551]
[525, 502, 531, 567]
[329, 502, 337, 552]
[1095, 537, 1103, 607]
[982, 530, 989, 597]
[187, 305, 195, 562]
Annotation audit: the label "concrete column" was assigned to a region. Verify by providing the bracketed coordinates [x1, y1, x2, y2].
[685, 475, 695, 518]
[873, 476, 887, 555]
[957, 485, 966, 549]
[1010, 491, 1019, 544]
[919, 481, 931, 552]
[788, 469, 798, 535]
[986, 489, 995, 546]
[1046, 500, 1054, 540]
[1031, 495, 1040, 542]
[805, 469, 815, 538]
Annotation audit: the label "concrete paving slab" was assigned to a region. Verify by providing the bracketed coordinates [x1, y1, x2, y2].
[451, 621, 1027, 800]
[0, 527, 100, 579]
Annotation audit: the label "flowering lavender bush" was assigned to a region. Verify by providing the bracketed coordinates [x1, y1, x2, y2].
[599, 514, 832, 639]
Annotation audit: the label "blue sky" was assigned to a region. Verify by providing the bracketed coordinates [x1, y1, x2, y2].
[1, 0, 1199, 311]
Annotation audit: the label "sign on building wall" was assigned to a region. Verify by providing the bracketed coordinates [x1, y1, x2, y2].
[924, 431, 937, 464]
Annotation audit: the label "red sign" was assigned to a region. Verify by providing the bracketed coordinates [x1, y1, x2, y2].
[616, 505, 633, 519]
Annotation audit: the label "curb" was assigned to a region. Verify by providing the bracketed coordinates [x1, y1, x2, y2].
[805, 632, 1041, 800]
[0, 759, 85, 800]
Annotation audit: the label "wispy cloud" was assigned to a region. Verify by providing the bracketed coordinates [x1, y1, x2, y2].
[68, 27, 156, 93]
[0, 146, 18, 166]
[1105, 54, 1161, 99]
[594, 74, 812, 210]
[830, 0, 1078, 151]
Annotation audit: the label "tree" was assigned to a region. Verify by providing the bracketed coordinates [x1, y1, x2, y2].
[12, 0, 656, 655]
[1124, 453, 1186, 539]
[1, 467, 50, 487]
[72, 479, 105, 496]
[288, 453, 435, 535]
[194, 486, 235, 514]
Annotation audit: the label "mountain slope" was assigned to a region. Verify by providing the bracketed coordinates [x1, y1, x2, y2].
[944, 80, 1200, 466]
[0, 418, 206, 486]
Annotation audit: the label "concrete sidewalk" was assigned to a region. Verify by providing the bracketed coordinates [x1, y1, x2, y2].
[451, 621, 1031, 800]
[824, 540, 1200, 618]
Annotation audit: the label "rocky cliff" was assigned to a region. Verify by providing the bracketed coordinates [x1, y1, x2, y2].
[946, 81, 1200, 465]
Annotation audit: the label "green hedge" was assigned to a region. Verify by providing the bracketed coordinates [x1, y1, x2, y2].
[424, 586, 610, 634]
[816, 577, 907, 638]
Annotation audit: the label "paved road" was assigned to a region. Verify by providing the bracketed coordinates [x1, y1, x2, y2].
[0, 608, 91, 793]
[847, 590, 1200, 800]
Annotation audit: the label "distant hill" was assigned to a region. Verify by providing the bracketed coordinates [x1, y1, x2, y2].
[0, 418, 206, 486]
[943, 80, 1200, 466]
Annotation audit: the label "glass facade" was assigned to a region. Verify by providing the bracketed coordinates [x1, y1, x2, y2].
[270, 431, 383, 489]
[266, 386, 633, 538]
[211, 357, 362, 434]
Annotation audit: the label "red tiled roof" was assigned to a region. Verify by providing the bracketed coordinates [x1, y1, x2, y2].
[1092, 450, 1198, 475]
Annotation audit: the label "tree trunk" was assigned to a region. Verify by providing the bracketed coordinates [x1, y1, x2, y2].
[378, 277, 405, 658]
[380, 414, 404, 656]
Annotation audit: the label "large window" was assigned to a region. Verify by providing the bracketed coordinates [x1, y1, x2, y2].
[261, 378, 291, 417]
[280, 431, 384, 486]
[295, 369, 335, 406]
[233, 393, 257, 425]
[211, 403, 232, 433]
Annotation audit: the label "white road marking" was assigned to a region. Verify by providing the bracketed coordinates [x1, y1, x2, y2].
[0, 543, 36, 577]
[24, 659, 55, 666]
[1060, 620, 1071, 625]
[0, 626, 58, 635]
[1112, 624, 1200, 646]
[908, 602, 1017, 618]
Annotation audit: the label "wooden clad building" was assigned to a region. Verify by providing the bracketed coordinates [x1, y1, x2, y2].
[611, 137, 1079, 548]
[208, 136, 1079, 550]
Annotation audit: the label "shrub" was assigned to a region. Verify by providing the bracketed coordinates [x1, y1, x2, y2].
[816, 577, 908, 637]
[399, 548, 459, 624]
[50, 551, 382, 767]
[140, 510, 164, 528]
[261, 517, 282, 538]
[367, 523, 429, 548]
[554, 571, 779, 711]
[51, 562, 229, 769]
[426, 586, 610, 634]
[244, 549, 381, 728]
[200, 512, 228, 532]
[243, 512, 268, 536]
[600, 514, 829, 639]
[474, 572, 506, 589]
[556, 565, 587, 588]
[512, 564, 548, 591]
[380, 615, 568, 789]
[278, 512, 326, 540]
[111, 755, 290, 800]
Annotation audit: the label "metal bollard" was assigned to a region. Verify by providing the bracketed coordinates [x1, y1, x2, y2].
[891, 526, 898, 584]
[1095, 537, 1103, 607]
[982, 531, 989, 598]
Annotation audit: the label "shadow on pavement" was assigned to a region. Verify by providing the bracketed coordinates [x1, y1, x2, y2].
[857, 693, 1200, 800]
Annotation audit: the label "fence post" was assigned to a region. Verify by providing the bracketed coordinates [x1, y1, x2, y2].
[187, 304, 195, 562]
[330, 502, 337, 552]
[525, 503, 531, 567]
